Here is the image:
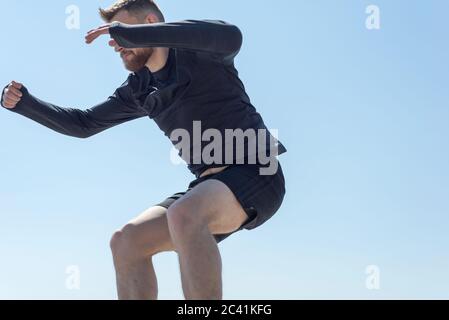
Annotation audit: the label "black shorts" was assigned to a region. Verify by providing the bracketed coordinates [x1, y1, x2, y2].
[156, 161, 286, 243]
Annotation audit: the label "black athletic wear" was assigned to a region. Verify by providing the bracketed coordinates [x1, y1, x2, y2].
[2, 19, 288, 239]
[156, 162, 286, 243]
[2, 20, 286, 178]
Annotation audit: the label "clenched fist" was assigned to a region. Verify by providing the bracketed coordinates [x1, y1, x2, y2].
[1, 81, 23, 109]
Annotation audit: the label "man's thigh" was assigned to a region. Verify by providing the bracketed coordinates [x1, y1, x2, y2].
[123, 179, 249, 254]
[171, 179, 250, 236]
[124, 206, 175, 255]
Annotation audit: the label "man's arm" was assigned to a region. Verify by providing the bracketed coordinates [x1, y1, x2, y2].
[1, 80, 148, 139]
[88, 20, 243, 64]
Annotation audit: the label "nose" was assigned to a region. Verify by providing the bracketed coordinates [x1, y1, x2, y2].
[109, 39, 123, 52]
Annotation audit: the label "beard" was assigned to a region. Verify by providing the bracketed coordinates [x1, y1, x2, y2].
[121, 48, 154, 72]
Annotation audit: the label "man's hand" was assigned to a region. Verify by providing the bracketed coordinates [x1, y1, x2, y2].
[2, 81, 23, 109]
[85, 23, 112, 44]
[85, 23, 125, 53]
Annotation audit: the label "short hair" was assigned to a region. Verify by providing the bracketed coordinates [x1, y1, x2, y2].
[99, 0, 165, 22]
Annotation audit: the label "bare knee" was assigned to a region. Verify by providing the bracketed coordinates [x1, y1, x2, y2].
[110, 224, 157, 266]
[110, 225, 136, 264]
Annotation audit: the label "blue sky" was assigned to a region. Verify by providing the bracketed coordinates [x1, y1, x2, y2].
[0, 0, 448, 299]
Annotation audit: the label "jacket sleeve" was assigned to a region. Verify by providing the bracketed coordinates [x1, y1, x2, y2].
[109, 19, 243, 64]
[1, 81, 148, 139]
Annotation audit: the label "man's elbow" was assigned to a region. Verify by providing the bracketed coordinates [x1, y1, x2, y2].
[69, 129, 96, 139]
[75, 133, 92, 139]
[226, 23, 243, 54]
[232, 25, 243, 54]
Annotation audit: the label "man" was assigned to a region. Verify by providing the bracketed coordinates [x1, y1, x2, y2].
[1, 0, 287, 300]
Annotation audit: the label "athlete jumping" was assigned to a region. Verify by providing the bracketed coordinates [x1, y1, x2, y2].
[1, 0, 287, 300]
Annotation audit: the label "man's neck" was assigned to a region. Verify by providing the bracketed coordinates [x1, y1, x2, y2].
[146, 47, 170, 73]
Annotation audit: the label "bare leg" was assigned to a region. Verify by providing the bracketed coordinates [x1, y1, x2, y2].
[110, 206, 175, 300]
[173, 223, 223, 299]
[114, 256, 159, 300]
[167, 180, 249, 300]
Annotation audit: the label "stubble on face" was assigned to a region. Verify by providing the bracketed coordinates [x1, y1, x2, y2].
[111, 10, 154, 72]
[120, 47, 154, 72]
